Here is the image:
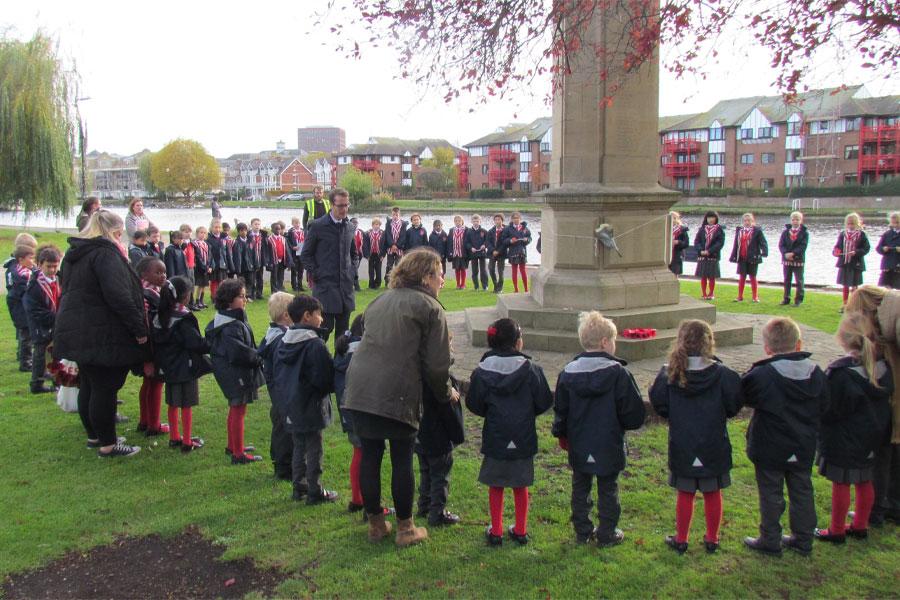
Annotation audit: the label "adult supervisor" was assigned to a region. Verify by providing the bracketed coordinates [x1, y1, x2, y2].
[302, 184, 331, 230]
[124, 198, 154, 245]
[342, 247, 460, 547]
[300, 187, 357, 340]
[54, 210, 151, 457]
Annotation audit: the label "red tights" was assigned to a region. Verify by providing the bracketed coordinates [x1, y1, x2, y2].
[350, 446, 363, 505]
[455, 269, 467, 288]
[842, 286, 857, 304]
[227, 405, 248, 457]
[829, 481, 875, 533]
[489, 486, 529, 536]
[210, 279, 219, 300]
[737, 275, 758, 300]
[675, 489, 723, 543]
[138, 377, 164, 430]
[511, 264, 528, 293]
[167, 406, 194, 445]
[700, 278, 717, 298]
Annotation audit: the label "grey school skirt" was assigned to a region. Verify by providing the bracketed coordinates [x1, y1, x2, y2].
[668, 472, 731, 493]
[478, 456, 534, 488]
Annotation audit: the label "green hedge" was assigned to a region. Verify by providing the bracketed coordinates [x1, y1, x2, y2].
[469, 188, 505, 199]
[681, 179, 900, 199]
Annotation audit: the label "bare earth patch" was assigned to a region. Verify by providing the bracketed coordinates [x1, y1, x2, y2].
[1, 527, 286, 599]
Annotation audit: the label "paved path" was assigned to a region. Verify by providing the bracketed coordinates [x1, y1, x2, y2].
[447, 310, 843, 398]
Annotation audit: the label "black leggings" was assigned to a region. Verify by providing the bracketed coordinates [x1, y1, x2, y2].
[360, 435, 416, 520]
[77, 364, 129, 445]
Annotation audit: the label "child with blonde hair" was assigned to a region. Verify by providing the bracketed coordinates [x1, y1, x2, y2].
[449, 215, 469, 289]
[258, 292, 296, 479]
[554, 311, 645, 546]
[729, 213, 768, 302]
[815, 313, 893, 543]
[779, 211, 808, 306]
[834, 212, 870, 312]
[650, 320, 742, 554]
[876, 212, 900, 290]
[668, 211, 690, 276]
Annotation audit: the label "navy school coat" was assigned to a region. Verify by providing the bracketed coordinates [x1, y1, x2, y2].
[204, 308, 264, 400]
[778, 224, 809, 263]
[876, 228, 900, 272]
[272, 325, 335, 433]
[152, 310, 212, 383]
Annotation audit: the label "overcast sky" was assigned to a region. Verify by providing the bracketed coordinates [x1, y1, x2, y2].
[6, 0, 900, 158]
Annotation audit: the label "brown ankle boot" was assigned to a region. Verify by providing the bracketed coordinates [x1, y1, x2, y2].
[367, 512, 392, 543]
[395, 518, 428, 547]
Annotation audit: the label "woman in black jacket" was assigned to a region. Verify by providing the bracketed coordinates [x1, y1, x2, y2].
[54, 210, 151, 457]
[876, 212, 900, 289]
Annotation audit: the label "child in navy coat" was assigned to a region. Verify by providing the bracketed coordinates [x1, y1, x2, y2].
[273, 294, 339, 505]
[729, 213, 768, 302]
[164, 230, 189, 279]
[206, 279, 265, 464]
[742, 317, 829, 557]
[466, 214, 490, 291]
[693, 210, 725, 300]
[668, 211, 690, 276]
[503, 212, 531, 293]
[554, 312, 645, 547]
[815, 313, 893, 543]
[335, 314, 367, 512]
[448, 215, 469, 289]
[135, 257, 168, 436]
[467, 318, 553, 546]
[487, 214, 507, 293]
[778, 211, 809, 306]
[258, 292, 295, 480]
[128, 230, 153, 268]
[834, 212, 870, 311]
[231, 223, 259, 301]
[876, 212, 900, 290]
[153, 276, 212, 453]
[405, 213, 429, 250]
[6, 245, 35, 372]
[429, 219, 449, 281]
[23, 245, 62, 394]
[650, 319, 742, 554]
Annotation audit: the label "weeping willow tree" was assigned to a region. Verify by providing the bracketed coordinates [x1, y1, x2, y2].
[0, 32, 79, 215]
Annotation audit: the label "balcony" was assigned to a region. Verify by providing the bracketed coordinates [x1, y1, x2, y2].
[663, 139, 701, 154]
[860, 124, 900, 143]
[488, 148, 516, 163]
[352, 159, 377, 171]
[488, 169, 517, 182]
[860, 154, 900, 172]
[663, 162, 700, 177]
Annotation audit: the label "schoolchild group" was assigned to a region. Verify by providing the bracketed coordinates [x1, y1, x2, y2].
[669, 209, 900, 311]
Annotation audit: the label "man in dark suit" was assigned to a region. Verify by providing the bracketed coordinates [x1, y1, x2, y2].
[300, 188, 358, 340]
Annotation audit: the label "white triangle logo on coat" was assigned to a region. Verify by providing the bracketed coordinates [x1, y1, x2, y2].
[586, 454, 596, 463]
[692, 457, 703, 467]
[868, 451, 875, 459]
[787, 454, 798, 463]
[507, 441, 517, 450]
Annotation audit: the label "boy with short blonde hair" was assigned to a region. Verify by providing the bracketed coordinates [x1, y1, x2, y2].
[259, 291, 296, 480]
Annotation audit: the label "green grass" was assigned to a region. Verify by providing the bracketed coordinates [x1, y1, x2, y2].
[0, 230, 72, 263]
[1, 263, 896, 597]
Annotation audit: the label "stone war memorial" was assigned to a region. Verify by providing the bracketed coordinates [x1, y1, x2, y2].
[466, 10, 752, 360]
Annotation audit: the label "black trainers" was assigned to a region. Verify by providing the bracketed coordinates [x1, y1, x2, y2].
[231, 453, 263, 465]
[98, 443, 140, 458]
[306, 489, 339, 505]
[506, 525, 530, 545]
[428, 510, 460, 527]
[225, 445, 255, 456]
[575, 530, 594, 544]
[348, 502, 365, 513]
[596, 528, 625, 548]
[743, 536, 782, 556]
[702, 535, 719, 554]
[169, 439, 183, 449]
[485, 526, 503, 547]
[87, 436, 125, 449]
[814, 528, 846, 544]
[292, 487, 308, 502]
[136, 423, 149, 433]
[781, 535, 812, 556]
[145, 423, 170, 437]
[845, 525, 868, 539]
[780, 299, 790, 306]
[665, 535, 688, 555]
[181, 440, 204, 453]
[30, 383, 58, 394]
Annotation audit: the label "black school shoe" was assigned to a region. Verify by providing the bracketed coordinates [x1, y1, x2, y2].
[506, 525, 530, 545]
[665, 535, 688, 555]
[292, 487, 308, 502]
[348, 502, 365, 513]
[596, 528, 625, 548]
[575, 530, 594, 544]
[225, 445, 255, 456]
[814, 528, 846, 544]
[231, 453, 263, 465]
[306, 490, 339, 505]
[702, 535, 719, 554]
[428, 510, 460, 527]
[87, 436, 125, 449]
[485, 527, 503, 547]
[181, 438, 205, 453]
[844, 525, 868, 539]
[743, 536, 782, 557]
[781, 535, 812, 556]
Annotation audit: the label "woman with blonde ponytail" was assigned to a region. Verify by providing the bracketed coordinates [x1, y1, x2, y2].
[815, 313, 894, 543]
[649, 320, 743, 554]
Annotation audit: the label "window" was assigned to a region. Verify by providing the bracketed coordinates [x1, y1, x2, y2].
[844, 173, 858, 184]
[760, 178, 775, 189]
[786, 149, 802, 162]
[674, 177, 696, 190]
[520, 142, 529, 152]
[482, 183, 489, 189]
[543, 162, 550, 172]
[786, 175, 803, 187]
[540, 142, 550, 152]
[739, 179, 753, 189]
[740, 128, 754, 140]
[520, 161, 531, 172]
[709, 153, 725, 165]
[818, 120, 830, 133]
[707, 177, 724, 189]
[758, 127, 773, 138]
[845, 118, 860, 132]
[787, 121, 802, 135]
[520, 182, 531, 191]
[709, 127, 724, 141]
[761, 153, 776, 164]
[740, 154, 754, 164]
[845, 145, 859, 160]
[482, 164, 489, 174]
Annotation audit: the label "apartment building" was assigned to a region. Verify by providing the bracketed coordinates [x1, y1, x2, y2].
[463, 118, 553, 192]
[658, 85, 900, 190]
[297, 126, 346, 154]
[219, 154, 317, 198]
[333, 137, 464, 190]
[78, 150, 151, 199]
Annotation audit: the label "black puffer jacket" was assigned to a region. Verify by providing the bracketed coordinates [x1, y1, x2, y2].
[820, 356, 893, 469]
[23, 276, 57, 344]
[152, 310, 212, 383]
[742, 352, 830, 471]
[53, 237, 150, 367]
[553, 352, 646, 476]
[5, 258, 30, 330]
[466, 350, 553, 460]
[273, 325, 334, 433]
[205, 308, 264, 400]
[650, 358, 743, 479]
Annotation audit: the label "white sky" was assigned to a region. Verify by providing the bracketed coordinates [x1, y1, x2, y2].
[6, 0, 899, 158]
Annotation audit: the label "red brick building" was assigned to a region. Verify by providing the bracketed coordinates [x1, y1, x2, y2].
[657, 85, 900, 190]
[463, 118, 552, 192]
[278, 157, 316, 192]
[333, 137, 463, 190]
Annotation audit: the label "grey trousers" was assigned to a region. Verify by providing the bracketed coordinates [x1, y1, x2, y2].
[783, 265, 805, 303]
[755, 465, 816, 551]
[489, 257, 505, 290]
[417, 451, 454, 517]
[571, 470, 621, 541]
[269, 403, 293, 479]
[872, 443, 900, 523]
[16, 327, 32, 367]
[31, 340, 50, 385]
[291, 429, 324, 496]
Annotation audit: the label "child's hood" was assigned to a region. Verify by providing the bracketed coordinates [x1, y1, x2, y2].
[826, 355, 893, 400]
[276, 325, 327, 365]
[750, 351, 827, 399]
[677, 356, 729, 396]
[205, 308, 247, 338]
[475, 350, 533, 393]
[561, 351, 627, 395]
[3, 256, 14, 269]
[263, 324, 287, 345]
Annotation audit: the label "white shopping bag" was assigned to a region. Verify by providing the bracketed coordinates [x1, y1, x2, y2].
[56, 386, 79, 413]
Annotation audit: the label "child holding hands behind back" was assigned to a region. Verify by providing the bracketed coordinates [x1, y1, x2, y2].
[742, 317, 829, 557]
[466, 318, 553, 547]
[553, 311, 645, 547]
[649, 320, 743, 554]
[815, 313, 893, 543]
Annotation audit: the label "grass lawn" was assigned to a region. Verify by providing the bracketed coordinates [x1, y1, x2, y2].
[1, 266, 897, 597]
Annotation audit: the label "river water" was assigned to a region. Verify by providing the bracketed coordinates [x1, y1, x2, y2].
[1, 207, 892, 288]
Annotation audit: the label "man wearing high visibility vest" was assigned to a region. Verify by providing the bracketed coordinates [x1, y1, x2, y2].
[302, 185, 331, 230]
